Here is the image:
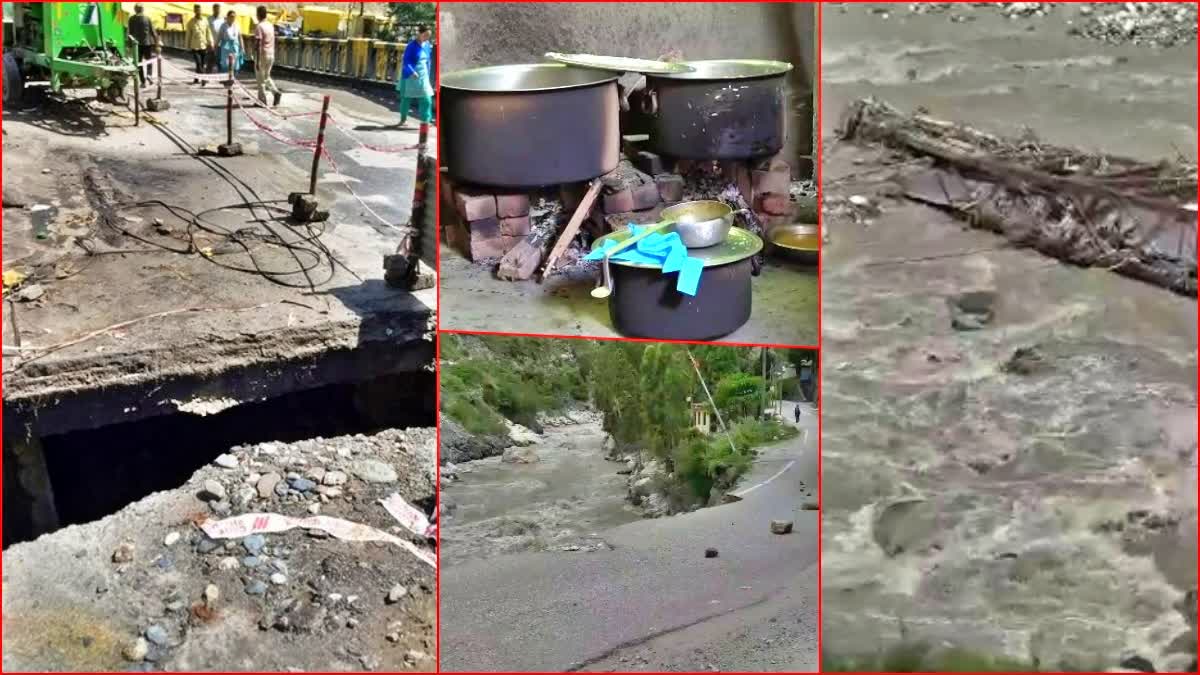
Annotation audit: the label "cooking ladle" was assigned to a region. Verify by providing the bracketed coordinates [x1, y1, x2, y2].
[590, 221, 674, 299]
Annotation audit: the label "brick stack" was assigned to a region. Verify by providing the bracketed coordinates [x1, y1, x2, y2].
[440, 148, 801, 267]
[585, 156, 686, 236]
[441, 177, 532, 261]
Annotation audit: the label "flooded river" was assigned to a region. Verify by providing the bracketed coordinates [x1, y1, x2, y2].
[821, 3, 1197, 670]
[440, 417, 641, 567]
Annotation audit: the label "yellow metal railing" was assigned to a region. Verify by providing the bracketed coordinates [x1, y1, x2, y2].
[156, 29, 408, 84]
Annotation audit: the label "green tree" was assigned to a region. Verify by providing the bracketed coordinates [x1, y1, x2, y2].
[388, 2, 435, 37]
[714, 372, 765, 420]
[637, 344, 694, 460]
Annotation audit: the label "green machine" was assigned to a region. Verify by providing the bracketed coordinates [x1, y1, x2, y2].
[3, 2, 139, 106]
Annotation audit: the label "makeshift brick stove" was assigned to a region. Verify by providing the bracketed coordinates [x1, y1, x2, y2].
[441, 144, 801, 282]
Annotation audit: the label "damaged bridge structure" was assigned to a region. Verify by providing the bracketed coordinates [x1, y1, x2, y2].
[2, 54, 438, 548]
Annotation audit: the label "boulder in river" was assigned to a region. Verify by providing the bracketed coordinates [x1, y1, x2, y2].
[506, 421, 542, 447]
[440, 414, 508, 463]
[872, 498, 937, 557]
[501, 446, 540, 464]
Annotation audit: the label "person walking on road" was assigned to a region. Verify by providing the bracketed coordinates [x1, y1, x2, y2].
[216, 10, 244, 73]
[395, 26, 434, 127]
[794, 404, 801, 424]
[253, 6, 282, 106]
[127, 4, 159, 86]
[186, 4, 214, 85]
[208, 4, 224, 74]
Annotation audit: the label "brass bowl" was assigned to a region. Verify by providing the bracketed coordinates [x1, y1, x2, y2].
[767, 223, 819, 265]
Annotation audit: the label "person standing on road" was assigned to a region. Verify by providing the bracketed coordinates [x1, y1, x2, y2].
[208, 4, 224, 74]
[794, 404, 800, 424]
[395, 26, 433, 128]
[253, 6, 282, 107]
[216, 10, 244, 74]
[127, 4, 159, 86]
[186, 4, 214, 85]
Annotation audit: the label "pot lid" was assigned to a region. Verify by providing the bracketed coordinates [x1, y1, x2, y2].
[544, 52, 695, 74]
[441, 63, 616, 92]
[653, 59, 793, 80]
[592, 226, 763, 270]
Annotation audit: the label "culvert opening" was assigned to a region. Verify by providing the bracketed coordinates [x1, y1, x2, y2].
[19, 371, 434, 548]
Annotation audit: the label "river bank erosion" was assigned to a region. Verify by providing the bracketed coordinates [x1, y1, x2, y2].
[437, 335, 819, 671]
[821, 3, 1196, 672]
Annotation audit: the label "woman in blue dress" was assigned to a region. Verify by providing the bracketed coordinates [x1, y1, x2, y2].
[396, 26, 433, 127]
[216, 10, 244, 73]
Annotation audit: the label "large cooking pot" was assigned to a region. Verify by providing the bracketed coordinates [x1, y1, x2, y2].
[593, 227, 764, 341]
[440, 64, 620, 188]
[641, 59, 793, 160]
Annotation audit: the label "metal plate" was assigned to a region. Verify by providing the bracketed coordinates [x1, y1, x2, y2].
[544, 52, 695, 74]
[592, 226, 763, 270]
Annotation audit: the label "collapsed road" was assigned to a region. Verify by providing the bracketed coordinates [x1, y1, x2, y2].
[439, 402, 819, 672]
[2, 54, 437, 543]
[2, 56, 439, 671]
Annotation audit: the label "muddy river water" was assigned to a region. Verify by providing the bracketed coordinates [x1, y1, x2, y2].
[440, 418, 642, 567]
[821, 3, 1197, 670]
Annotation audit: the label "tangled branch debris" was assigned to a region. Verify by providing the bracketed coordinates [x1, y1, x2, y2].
[837, 97, 1198, 297]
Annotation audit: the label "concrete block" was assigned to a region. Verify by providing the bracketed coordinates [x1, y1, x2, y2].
[217, 142, 243, 157]
[444, 219, 469, 254]
[468, 216, 500, 239]
[602, 188, 635, 214]
[655, 174, 684, 203]
[496, 193, 530, 219]
[439, 173, 457, 211]
[146, 98, 170, 111]
[633, 151, 664, 176]
[497, 239, 544, 281]
[631, 181, 660, 211]
[454, 189, 496, 222]
[499, 215, 531, 237]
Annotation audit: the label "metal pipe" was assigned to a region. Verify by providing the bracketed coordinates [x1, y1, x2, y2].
[309, 95, 332, 194]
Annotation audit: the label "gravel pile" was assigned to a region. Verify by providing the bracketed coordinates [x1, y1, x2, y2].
[1072, 2, 1197, 48]
[2, 429, 437, 672]
[840, 2, 1197, 47]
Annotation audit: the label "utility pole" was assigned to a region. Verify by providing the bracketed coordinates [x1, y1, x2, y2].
[760, 347, 767, 418]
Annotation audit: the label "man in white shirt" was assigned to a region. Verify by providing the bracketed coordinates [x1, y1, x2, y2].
[253, 5, 282, 106]
[208, 3, 223, 74]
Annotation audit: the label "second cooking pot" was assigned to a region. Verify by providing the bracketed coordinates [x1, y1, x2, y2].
[641, 59, 793, 160]
[440, 64, 620, 188]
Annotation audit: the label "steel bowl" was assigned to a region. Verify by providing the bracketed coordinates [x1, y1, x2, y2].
[661, 200, 735, 248]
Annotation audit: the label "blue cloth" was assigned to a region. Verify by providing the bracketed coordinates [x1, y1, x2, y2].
[586, 224, 704, 296]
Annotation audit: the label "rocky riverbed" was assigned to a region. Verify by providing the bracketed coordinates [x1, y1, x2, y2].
[439, 408, 645, 566]
[2, 429, 437, 672]
[831, 2, 1197, 48]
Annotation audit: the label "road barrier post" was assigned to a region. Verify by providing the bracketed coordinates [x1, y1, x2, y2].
[216, 55, 243, 156]
[226, 55, 234, 146]
[309, 95, 332, 195]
